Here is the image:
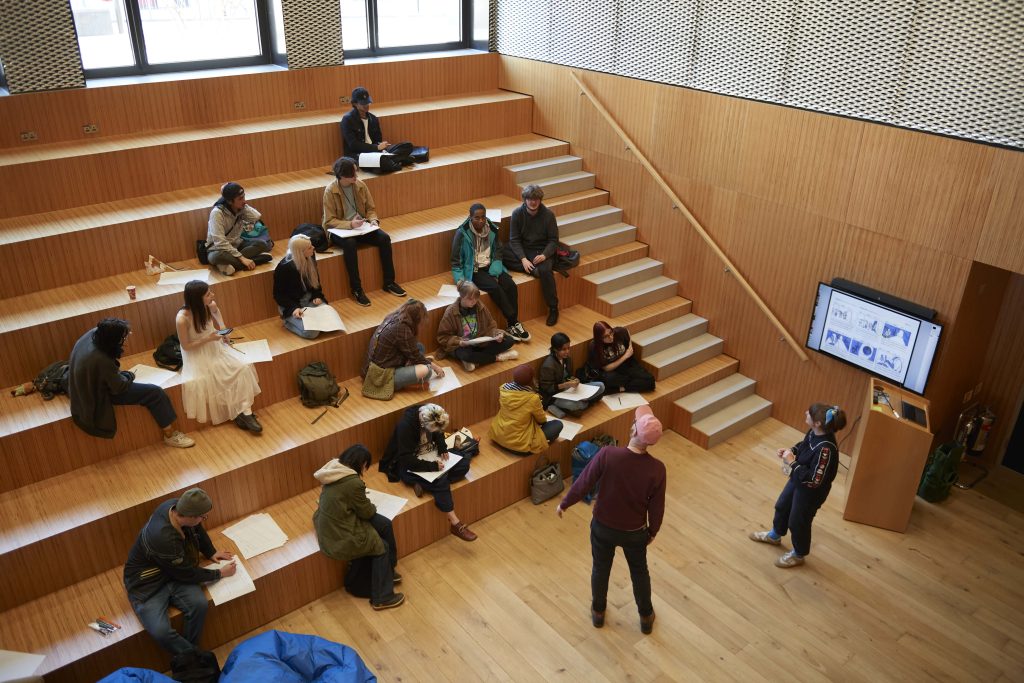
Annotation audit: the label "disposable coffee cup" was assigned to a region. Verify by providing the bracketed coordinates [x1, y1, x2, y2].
[126, 285, 137, 301]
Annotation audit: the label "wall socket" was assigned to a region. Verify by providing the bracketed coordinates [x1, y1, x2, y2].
[293, 100, 306, 110]
[20, 131, 38, 142]
[339, 96, 350, 104]
[82, 123, 98, 134]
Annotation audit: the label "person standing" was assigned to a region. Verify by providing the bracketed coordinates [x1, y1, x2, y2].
[556, 405, 666, 634]
[205, 182, 273, 276]
[505, 184, 561, 326]
[749, 403, 847, 568]
[123, 488, 236, 656]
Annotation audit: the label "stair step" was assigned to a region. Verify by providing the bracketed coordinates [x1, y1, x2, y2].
[504, 155, 582, 183]
[631, 314, 708, 356]
[557, 205, 623, 237]
[692, 394, 773, 449]
[598, 275, 677, 317]
[520, 171, 595, 198]
[674, 373, 757, 424]
[583, 257, 663, 296]
[562, 223, 637, 257]
[641, 332, 724, 380]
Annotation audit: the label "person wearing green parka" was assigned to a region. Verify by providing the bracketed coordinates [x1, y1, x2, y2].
[313, 444, 405, 610]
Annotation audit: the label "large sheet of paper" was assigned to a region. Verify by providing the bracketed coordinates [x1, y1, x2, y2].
[358, 152, 392, 168]
[429, 367, 462, 395]
[206, 559, 256, 606]
[328, 223, 380, 239]
[486, 208, 502, 223]
[158, 269, 210, 286]
[412, 452, 463, 482]
[437, 284, 459, 299]
[230, 339, 273, 363]
[0, 650, 46, 679]
[547, 415, 583, 442]
[301, 305, 346, 332]
[128, 364, 177, 387]
[365, 489, 409, 520]
[552, 382, 601, 401]
[462, 336, 496, 346]
[601, 392, 649, 411]
[222, 513, 289, 559]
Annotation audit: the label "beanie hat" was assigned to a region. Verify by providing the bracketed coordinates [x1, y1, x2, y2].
[176, 488, 213, 517]
[512, 364, 534, 386]
[633, 405, 663, 446]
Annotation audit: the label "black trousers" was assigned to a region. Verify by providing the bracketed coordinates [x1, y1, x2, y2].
[600, 357, 655, 393]
[452, 336, 515, 366]
[343, 513, 399, 603]
[330, 229, 396, 291]
[505, 250, 558, 310]
[772, 478, 832, 556]
[590, 519, 652, 616]
[472, 270, 519, 325]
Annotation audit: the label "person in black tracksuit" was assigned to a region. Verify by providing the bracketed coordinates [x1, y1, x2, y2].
[749, 402, 848, 567]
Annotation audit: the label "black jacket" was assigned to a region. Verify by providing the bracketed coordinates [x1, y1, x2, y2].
[379, 405, 448, 481]
[508, 203, 558, 261]
[273, 256, 327, 318]
[538, 352, 574, 407]
[788, 430, 840, 489]
[68, 328, 134, 438]
[341, 108, 383, 156]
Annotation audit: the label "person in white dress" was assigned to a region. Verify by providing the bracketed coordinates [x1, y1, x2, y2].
[175, 280, 263, 433]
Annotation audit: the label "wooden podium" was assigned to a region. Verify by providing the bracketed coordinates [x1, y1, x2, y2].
[843, 379, 933, 533]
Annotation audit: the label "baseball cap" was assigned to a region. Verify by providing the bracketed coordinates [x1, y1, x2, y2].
[351, 87, 372, 105]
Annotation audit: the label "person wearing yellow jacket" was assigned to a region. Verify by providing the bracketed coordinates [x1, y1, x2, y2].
[489, 364, 562, 455]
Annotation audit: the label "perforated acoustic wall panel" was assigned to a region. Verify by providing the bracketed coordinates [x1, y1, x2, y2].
[494, 0, 1024, 148]
[282, 0, 344, 68]
[0, 0, 86, 93]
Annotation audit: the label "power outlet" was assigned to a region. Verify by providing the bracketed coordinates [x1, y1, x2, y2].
[82, 123, 99, 134]
[20, 131, 38, 142]
[339, 96, 350, 105]
[293, 101, 306, 110]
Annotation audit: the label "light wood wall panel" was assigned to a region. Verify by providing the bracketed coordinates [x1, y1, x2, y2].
[976, 151, 1024, 274]
[975, 273, 1024, 466]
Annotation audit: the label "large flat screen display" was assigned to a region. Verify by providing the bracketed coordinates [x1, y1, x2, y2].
[806, 282, 942, 394]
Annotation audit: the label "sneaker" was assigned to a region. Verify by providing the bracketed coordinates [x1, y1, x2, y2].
[234, 413, 262, 434]
[384, 282, 407, 297]
[591, 609, 605, 628]
[749, 530, 782, 546]
[775, 550, 805, 568]
[494, 349, 519, 362]
[546, 308, 559, 326]
[163, 430, 195, 448]
[353, 289, 371, 307]
[372, 593, 406, 610]
[461, 359, 476, 373]
[450, 522, 478, 542]
[640, 612, 656, 634]
[216, 264, 235, 276]
[506, 322, 531, 342]
[392, 571, 402, 585]
[413, 482, 424, 499]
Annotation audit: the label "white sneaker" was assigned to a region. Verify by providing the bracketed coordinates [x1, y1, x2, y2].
[775, 550, 805, 568]
[164, 430, 196, 448]
[461, 360, 476, 372]
[495, 349, 519, 362]
[749, 530, 782, 546]
[217, 264, 236, 276]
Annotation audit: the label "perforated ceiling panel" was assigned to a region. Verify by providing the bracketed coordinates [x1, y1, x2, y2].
[282, 0, 344, 69]
[495, 0, 1024, 148]
[0, 0, 86, 93]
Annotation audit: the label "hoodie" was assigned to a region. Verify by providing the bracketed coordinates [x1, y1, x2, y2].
[312, 460, 385, 561]
[488, 383, 550, 454]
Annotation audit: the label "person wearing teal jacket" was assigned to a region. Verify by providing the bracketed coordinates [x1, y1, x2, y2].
[450, 203, 530, 342]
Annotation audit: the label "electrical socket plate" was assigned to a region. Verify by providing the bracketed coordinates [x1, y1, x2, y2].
[82, 124, 98, 134]
[20, 131, 38, 142]
[293, 101, 306, 109]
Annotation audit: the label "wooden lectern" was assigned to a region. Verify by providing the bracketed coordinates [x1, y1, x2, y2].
[843, 379, 933, 533]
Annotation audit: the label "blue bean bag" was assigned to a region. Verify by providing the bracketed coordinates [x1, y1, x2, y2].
[97, 668, 176, 683]
[220, 629, 376, 682]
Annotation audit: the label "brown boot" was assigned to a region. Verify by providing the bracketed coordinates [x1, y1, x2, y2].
[450, 522, 478, 542]
[640, 612, 656, 634]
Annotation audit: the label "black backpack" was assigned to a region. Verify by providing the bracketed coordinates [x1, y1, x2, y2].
[298, 361, 341, 407]
[33, 361, 69, 400]
[170, 648, 221, 683]
[153, 334, 183, 372]
[292, 223, 331, 252]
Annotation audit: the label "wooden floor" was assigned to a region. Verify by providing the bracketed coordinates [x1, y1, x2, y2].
[212, 423, 1024, 683]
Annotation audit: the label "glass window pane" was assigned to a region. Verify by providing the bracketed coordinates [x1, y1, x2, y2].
[71, 0, 135, 69]
[340, 0, 368, 51]
[473, 0, 488, 43]
[270, 0, 286, 54]
[377, 0, 460, 48]
[139, 0, 261, 65]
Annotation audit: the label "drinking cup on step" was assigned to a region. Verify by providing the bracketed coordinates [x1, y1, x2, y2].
[126, 285, 137, 301]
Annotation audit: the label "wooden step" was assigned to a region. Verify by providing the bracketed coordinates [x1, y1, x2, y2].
[556, 205, 624, 238]
[503, 155, 582, 185]
[583, 257, 663, 296]
[561, 222, 637, 257]
[673, 373, 757, 426]
[631, 313, 708, 356]
[519, 171, 595, 199]
[596, 275, 677, 317]
[641, 332, 724, 381]
[690, 393, 773, 449]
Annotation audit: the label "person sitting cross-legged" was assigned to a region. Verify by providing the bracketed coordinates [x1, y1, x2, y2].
[489, 363, 563, 455]
[436, 280, 519, 373]
[205, 182, 273, 276]
[538, 332, 605, 418]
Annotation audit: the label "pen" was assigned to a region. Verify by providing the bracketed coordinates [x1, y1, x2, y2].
[88, 622, 110, 636]
[230, 345, 247, 354]
[98, 615, 123, 629]
[616, 396, 621, 406]
[311, 407, 329, 424]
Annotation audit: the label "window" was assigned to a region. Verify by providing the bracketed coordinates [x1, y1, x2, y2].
[341, 0, 482, 57]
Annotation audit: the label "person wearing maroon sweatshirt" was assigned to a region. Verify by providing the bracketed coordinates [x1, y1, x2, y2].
[555, 405, 667, 634]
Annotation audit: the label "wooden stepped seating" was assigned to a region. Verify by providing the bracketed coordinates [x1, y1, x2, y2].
[0, 133, 568, 299]
[0, 350, 740, 682]
[0, 239, 651, 489]
[0, 91, 533, 219]
[0, 298, 692, 611]
[672, 374, 774, 449]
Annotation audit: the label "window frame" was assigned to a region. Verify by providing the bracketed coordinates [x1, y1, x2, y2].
[342, 0, 479, 59]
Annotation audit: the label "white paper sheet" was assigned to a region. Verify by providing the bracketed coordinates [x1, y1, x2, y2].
[365, 489, 409, 520]
[601, 392, 649, 411]
[206, 559, 256, 606]
[222, 513, 289, 559]
[462, 336, 496, 346]
[0, 650, 46, 679]
[437, 284, 459, 299]
[328, 223, 380, 239]
[486, 208, 502, 223]
[552, 382, 601, 401]
[158, 269, 210, 286]
[128, 364, 177, 387]
[229, 339, 273, 363]
[411, 452, 463, 482]
[358, 152, 392, 168]
[301, 305, 346, 332]
[428, 366, 462, 395]
[547, 416, 583, 442]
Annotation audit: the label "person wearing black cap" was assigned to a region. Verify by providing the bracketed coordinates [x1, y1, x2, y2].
[341, 86, 390, 156]
[205, 182, 273, 276]
[123, 488, 237, 656]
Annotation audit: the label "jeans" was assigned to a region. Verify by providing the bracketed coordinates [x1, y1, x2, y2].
[279, 292, 321, 339]
[112, 381, 177, 429]
[131, 581, 208, 655]
[207, 239, 272, 270]
[772, 478, 831, 556]
[400, 455, 470, 513]
[590, 519, 653, 616]
[330, 228, 396, 291]
[472, 270, 519, 325]
[551, 381, 605, 414]
[452, 336, 515, 366]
